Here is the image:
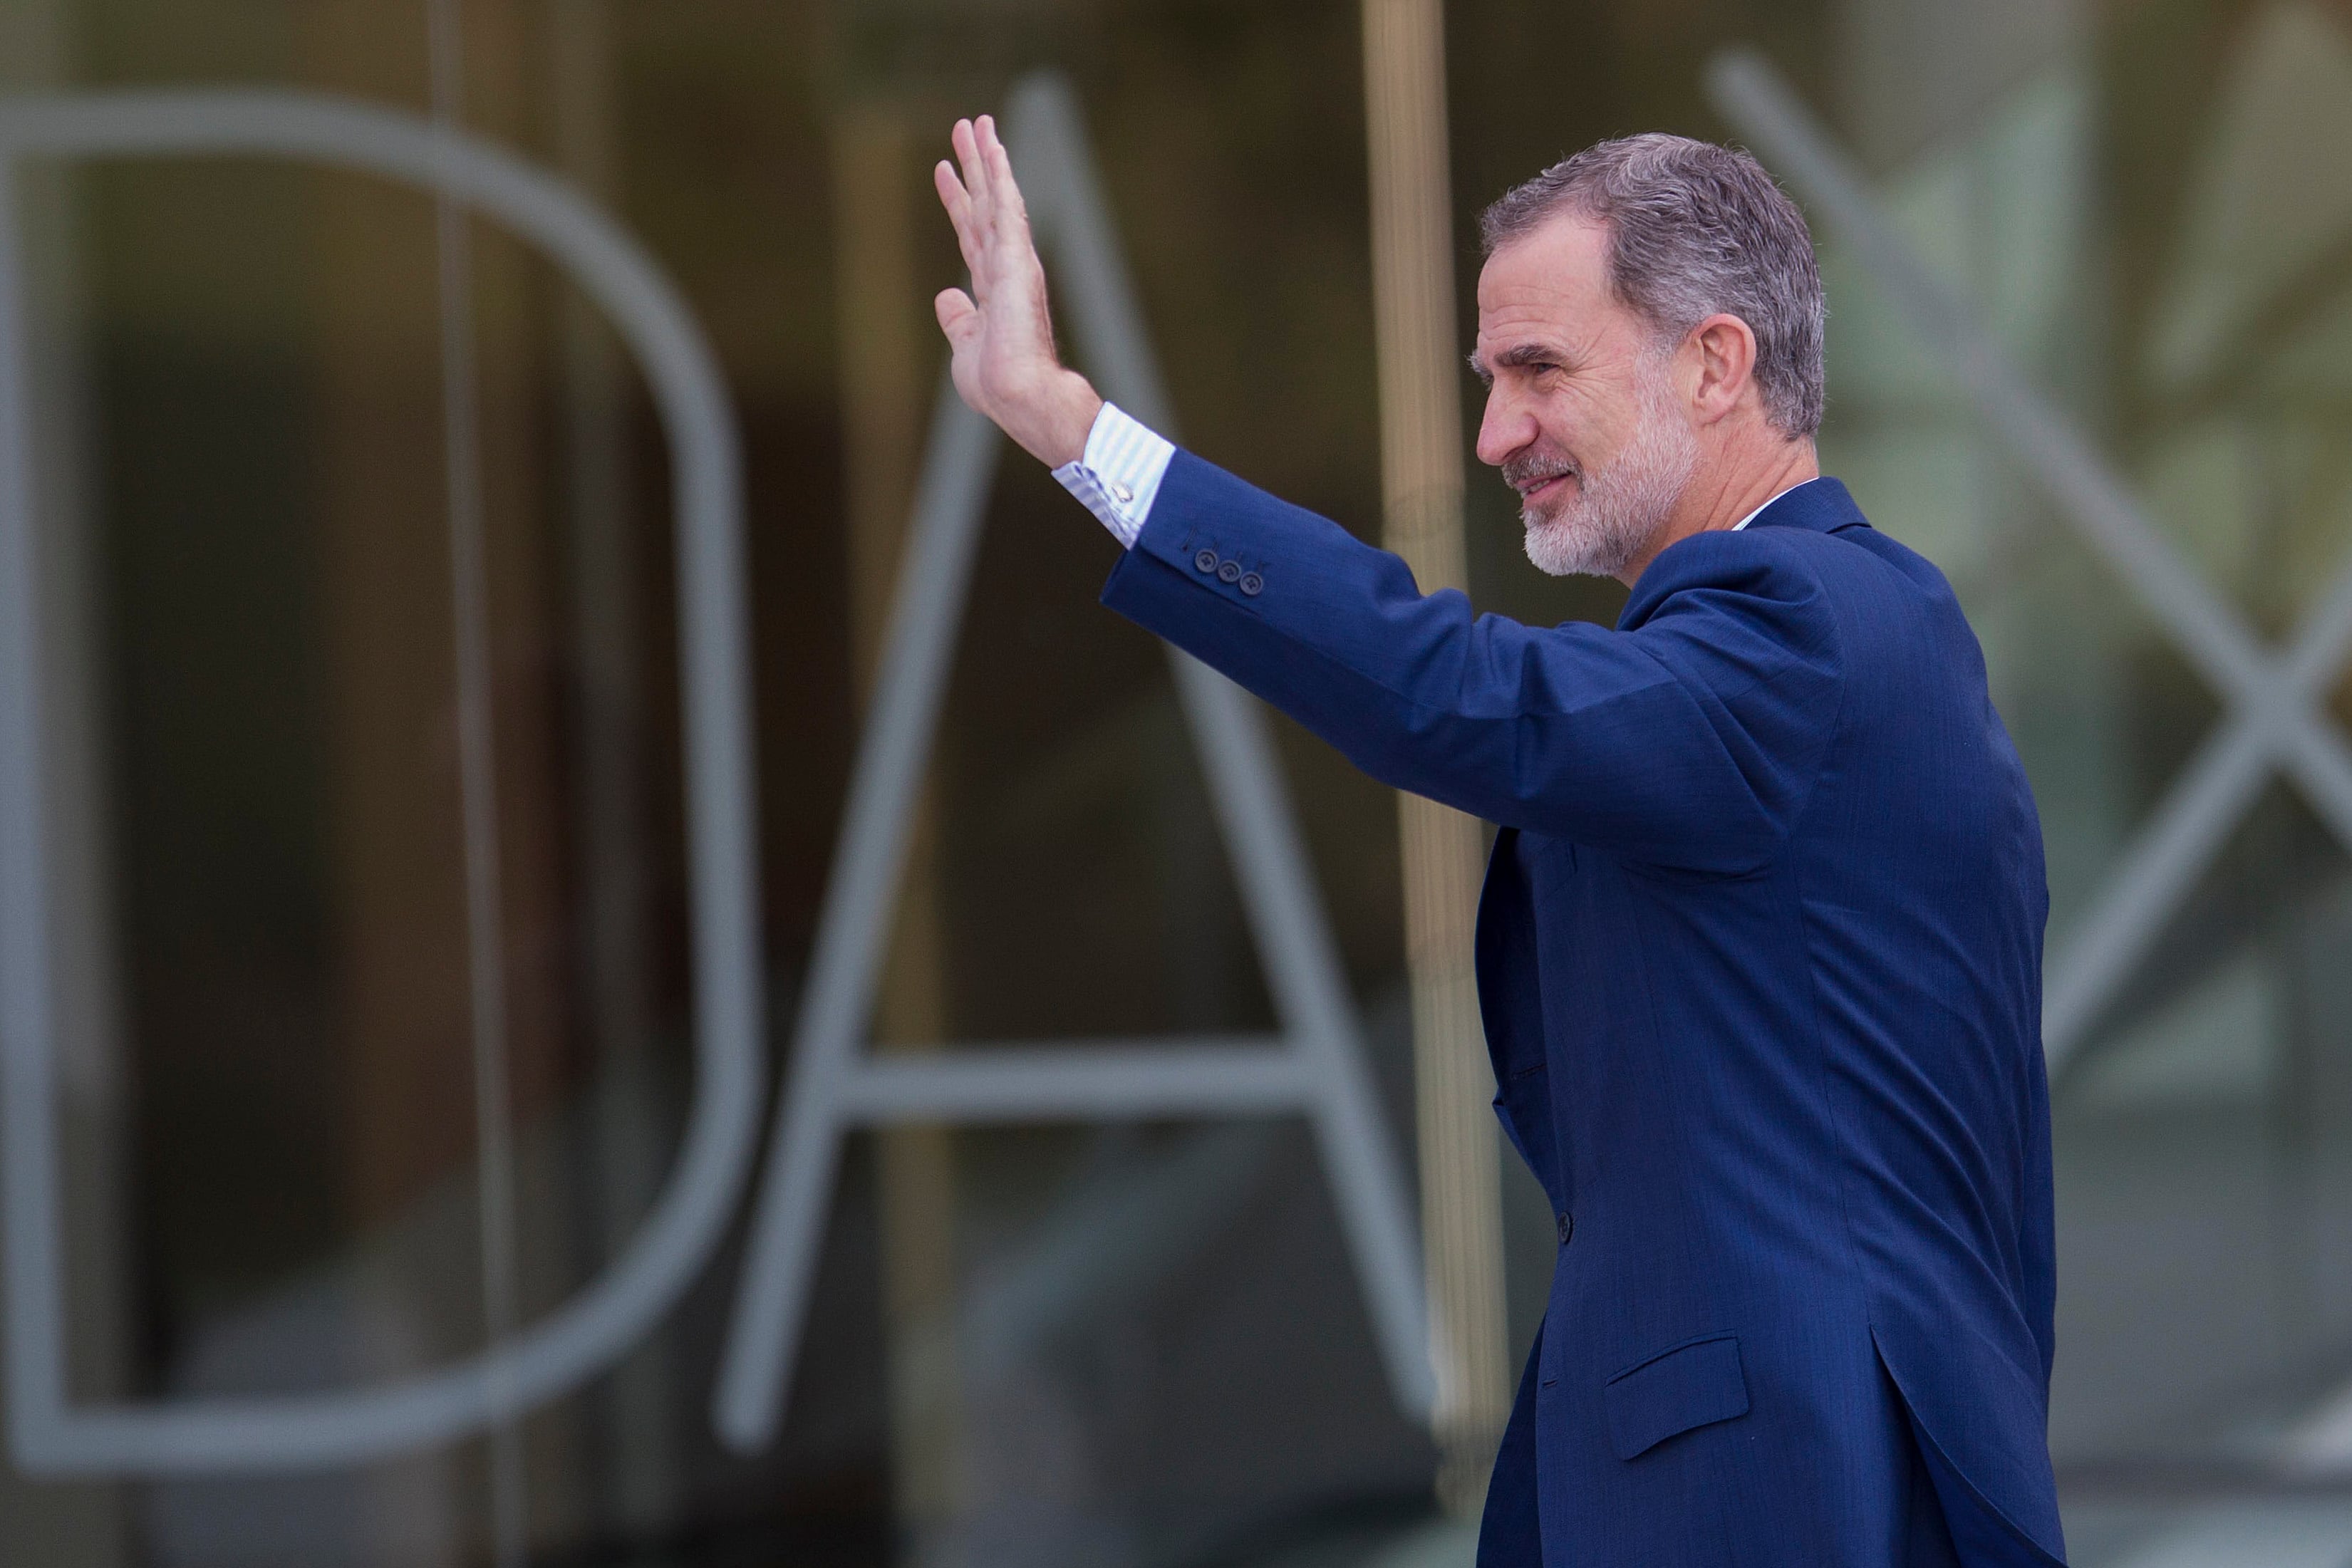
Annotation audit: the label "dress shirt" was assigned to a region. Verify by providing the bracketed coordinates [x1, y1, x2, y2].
[1050, 402, 1176, 548]
[1057, 402, 1818, 548]
[1731, 476, 1818, 529]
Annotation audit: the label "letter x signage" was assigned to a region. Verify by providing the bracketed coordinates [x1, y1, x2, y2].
[1709, 51, 2352, 1073]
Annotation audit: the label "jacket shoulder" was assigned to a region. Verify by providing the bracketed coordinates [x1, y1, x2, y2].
[1617, 525, 1850, 647]
[1630, 519, 1959, 639]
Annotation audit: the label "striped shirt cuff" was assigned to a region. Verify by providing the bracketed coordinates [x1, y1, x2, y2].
[1050, 401, 1176, 549]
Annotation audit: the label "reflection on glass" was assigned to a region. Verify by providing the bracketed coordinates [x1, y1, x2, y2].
[6, 1, 2352, 1565]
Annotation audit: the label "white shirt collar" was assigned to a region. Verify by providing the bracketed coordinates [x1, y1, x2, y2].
[1731, 475, 1823, 532]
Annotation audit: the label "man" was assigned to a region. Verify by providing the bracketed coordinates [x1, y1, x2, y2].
[930, 115, 2064, 1568]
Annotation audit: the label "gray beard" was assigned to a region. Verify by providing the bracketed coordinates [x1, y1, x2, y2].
[1521, 372, 1699, 579]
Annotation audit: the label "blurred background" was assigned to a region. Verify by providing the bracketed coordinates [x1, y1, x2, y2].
[0, 0, 2348, 1564]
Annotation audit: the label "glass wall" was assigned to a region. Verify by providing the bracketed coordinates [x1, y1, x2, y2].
[0, 1, 2346, 1565]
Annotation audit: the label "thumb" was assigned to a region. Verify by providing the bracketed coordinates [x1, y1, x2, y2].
[935, 286, 979, 341]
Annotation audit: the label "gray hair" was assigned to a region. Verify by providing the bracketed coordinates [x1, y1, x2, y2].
[1479, 133, 1826, 439]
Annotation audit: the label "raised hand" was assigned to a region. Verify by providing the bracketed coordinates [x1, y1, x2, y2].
[933, 114, 1102, 467]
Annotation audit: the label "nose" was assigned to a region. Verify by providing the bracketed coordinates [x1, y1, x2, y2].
[1476, 384, 1535, 469]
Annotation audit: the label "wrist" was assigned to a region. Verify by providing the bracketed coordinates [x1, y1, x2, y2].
[1010, 370, 1102, 469]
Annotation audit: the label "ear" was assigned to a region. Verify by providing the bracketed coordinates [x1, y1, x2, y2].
[1686, 313, 1758, 426]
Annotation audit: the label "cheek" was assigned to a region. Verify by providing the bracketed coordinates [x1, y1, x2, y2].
[1550, 383, 1642, 464]
[1528, 389, 1606, 465]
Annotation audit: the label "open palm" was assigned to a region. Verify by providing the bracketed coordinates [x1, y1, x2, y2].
[933, 115, 1099, 466]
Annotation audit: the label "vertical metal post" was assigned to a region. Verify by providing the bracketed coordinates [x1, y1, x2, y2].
[423, 3, 527, 1562]
[548, 0, 688, 1538]
[832, 98, 969, 1549]
[1361, 0, 1511, 1515]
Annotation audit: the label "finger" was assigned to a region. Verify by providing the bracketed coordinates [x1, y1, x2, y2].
[977, 115, 1032, 251]
[933, 159, 983, 274]
[933, 157, 972, 234]
[978, 115, 1017, 209]
[933, 153, 970, 221]
[952, 117, 992, 240]
[950, 119, 1000, 284]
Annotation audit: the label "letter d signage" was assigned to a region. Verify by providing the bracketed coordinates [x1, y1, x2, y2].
[0, 91, 766, 1475]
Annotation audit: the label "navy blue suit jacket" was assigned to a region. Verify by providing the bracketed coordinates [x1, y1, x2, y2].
[1100, 457, 2064, 1567]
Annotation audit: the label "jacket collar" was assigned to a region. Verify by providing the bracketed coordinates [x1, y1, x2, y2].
[1744, 474, 1866, 534]
[1616, 476, 1867, 630]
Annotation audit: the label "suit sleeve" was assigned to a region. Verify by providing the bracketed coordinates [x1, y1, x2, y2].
[1099, 452, 1845, 874]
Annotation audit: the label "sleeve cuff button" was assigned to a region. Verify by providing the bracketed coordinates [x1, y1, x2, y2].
[1238, 571, 1263, 596]
[1111, 482, 1134, 503]
[1216, 559, 1243, 584]
[1193, 549, 1220, 573]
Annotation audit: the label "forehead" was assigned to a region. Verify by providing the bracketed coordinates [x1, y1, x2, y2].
[1473, 213, 1637, 355]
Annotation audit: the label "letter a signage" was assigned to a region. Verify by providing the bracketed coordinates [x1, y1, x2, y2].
[713, 75, 1433, 1450]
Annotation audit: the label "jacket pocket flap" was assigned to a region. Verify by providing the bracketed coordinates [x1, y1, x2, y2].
[1604, 1334, 1749, 1460]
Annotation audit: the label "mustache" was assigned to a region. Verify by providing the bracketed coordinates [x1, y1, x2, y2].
[1501, 450, 1578, 492]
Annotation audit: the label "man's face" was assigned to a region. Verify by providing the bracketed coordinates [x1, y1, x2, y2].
[1472, 214, 1698, 579]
